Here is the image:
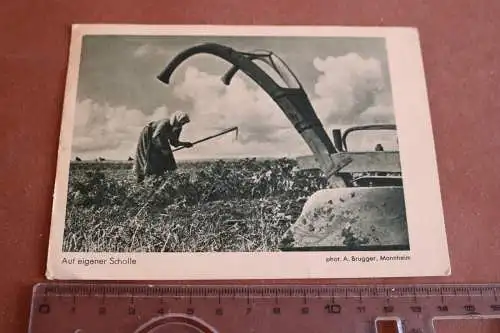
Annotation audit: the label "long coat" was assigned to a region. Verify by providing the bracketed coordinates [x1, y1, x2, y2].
[134, 120, 183, 182]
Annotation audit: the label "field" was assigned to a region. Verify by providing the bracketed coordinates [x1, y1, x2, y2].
[63, 158, 328, 252]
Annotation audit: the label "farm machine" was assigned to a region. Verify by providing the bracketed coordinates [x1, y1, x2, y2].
[157, 43, 409, 251]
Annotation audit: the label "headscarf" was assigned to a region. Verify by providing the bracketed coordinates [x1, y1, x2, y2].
[170, 111, 190, 127]
[150, 111, 190, 142]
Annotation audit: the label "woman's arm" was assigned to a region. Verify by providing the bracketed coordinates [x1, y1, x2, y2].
[170, 127, 193, 148]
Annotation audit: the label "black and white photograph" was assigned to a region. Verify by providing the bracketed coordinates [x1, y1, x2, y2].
[47, 25, 450, 279]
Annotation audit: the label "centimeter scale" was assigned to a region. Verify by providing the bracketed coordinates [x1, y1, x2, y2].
[29, 283, 500, 333]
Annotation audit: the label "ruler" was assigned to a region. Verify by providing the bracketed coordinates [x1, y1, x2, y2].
[28, 283, 500, 333]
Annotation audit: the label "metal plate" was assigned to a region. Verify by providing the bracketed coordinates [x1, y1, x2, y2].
[28, 283, 500, 333]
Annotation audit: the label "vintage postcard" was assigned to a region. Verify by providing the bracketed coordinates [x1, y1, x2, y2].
[46, 24, 450, 279]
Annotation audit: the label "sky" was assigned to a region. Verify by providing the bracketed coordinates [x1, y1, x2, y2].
[71, 34, 398, 160]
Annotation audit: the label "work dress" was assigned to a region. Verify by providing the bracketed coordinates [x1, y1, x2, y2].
[134, 120, 182, 182]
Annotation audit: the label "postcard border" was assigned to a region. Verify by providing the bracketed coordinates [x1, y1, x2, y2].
[46, 24, 451, 280]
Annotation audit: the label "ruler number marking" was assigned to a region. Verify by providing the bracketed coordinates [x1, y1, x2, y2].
[98, 306, 106, 315]
[437, 305, 449, 312]
[464, 304, 476, 313]
[410, 305, 422, 313]
[383, 305, 394, 313]
[325, 304, 341, 314]
[38, 304, 50, 314]
[128, 306, 136, 315]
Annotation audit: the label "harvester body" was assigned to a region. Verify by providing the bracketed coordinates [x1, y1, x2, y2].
[283, 124, 408, 250]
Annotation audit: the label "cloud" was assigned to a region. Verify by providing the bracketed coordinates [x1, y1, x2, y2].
[133, 44, 171, 58]
[169, 53, 394, 155]
[71, 96, 309, 161]
[72, 51, 397, 160]
[359, 105, 395, 124]
[167, 52, 396, 158]
[172, 66, 293, 145]
[310, 53, 393, 126]
[72, 99, 169, 159]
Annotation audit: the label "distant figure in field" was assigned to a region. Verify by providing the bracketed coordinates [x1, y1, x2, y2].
[75, 156, 82, 161]
[128, 156, 134, 161]
[134, 111, 193, 183]
[374, 143, 386, 176]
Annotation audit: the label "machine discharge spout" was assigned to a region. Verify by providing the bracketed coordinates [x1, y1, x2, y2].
[157, 43, 345, 186]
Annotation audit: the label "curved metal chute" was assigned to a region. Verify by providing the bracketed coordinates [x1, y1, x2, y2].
[222, 51, 302, 89]
[157, 43, 344, 184]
